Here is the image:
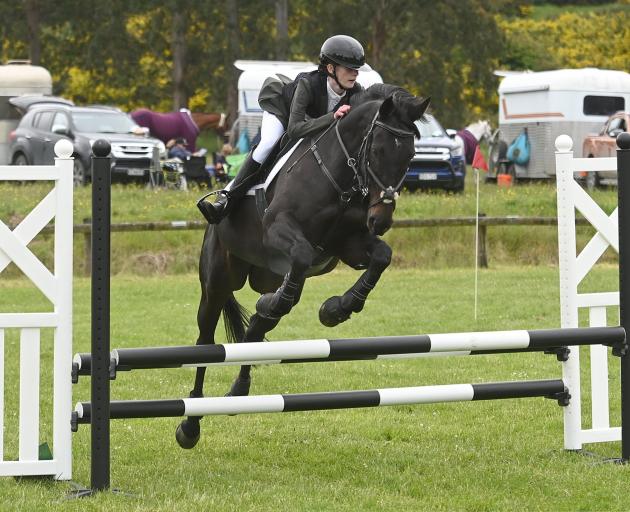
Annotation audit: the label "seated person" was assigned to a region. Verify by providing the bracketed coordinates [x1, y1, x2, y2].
[166, 137, 207, 160]
[212, 144, 233, 184]
[166, 137, 192, 160]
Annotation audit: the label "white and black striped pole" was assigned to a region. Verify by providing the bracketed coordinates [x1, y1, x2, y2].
[617, 132, 630, 461]
[73, 379, 569, 424]
[72, 327, 626, 377]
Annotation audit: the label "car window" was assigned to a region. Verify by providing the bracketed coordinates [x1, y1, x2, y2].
[414, 116, 446, 138]
[51, 112, 70, 133]
[583, 96, 625, 116]
[609, 117, 624, 133]
[35, 111, 54, 130]
[22, 111, 37, 127]
[71, 111, 136, 134]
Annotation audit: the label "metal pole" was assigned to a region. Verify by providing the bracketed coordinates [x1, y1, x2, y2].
[617, 132, 630, 461]
[90, 140, 111, 490]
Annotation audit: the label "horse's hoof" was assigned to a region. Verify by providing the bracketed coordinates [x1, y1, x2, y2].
[319, 296, 351, 327]
[225, 376, 251, 397]
[175, 420, 200, 449]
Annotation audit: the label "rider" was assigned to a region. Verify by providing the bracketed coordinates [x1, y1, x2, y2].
[197, 34, 366, 224]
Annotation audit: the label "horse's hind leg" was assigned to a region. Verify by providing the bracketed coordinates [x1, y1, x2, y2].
[320, 233, 392, 327]
[176, 282, 229, 449]
[176, 230, 247, 449]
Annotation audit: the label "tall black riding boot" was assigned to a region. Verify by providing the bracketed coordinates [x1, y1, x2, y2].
[197, 153, 262, 224]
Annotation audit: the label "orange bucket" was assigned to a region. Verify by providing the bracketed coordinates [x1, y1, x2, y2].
[497, 174, 513, 188]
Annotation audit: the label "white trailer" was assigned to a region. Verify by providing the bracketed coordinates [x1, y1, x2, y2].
[0, 61, 53, 165]
[233, 60, 383, 143]
[491, 68, 630, 179]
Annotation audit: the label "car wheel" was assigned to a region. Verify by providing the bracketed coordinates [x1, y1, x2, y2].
[13, 153, 29, 166]
[73, 159, 88, 187]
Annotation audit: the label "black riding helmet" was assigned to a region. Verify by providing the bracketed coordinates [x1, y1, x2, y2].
[320, 35, 365, 70]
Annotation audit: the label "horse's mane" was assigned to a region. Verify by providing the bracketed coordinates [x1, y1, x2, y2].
[349, 83, 429, 129]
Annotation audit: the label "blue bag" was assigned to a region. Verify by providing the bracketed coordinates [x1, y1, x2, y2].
[236, 130, 250, 154]
[506, 128, 530, 166]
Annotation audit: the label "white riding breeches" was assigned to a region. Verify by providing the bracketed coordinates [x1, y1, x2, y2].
[252, 111, 285, 164]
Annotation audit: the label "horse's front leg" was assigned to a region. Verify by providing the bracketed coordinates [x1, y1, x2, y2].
[319, 234, 392, 327]
[242, 213, 315, 345]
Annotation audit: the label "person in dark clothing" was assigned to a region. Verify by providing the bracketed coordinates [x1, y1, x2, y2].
[167, 137, 192, 160]
[197, 34, 366, 224]
[212, 143, 233, 184]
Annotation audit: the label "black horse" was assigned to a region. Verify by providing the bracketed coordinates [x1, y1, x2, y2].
[176, 90, 430, 448]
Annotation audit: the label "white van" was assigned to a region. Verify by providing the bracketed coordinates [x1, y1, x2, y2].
[491, 68, 630, 179]
[0, 61, 53, 165]
[233, 59, 383, 144]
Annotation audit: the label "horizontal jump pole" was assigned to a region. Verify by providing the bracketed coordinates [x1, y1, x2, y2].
[72, 327, 626, 379]
[71, 379, 569, 428]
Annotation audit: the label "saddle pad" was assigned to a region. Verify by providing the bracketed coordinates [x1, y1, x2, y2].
[223, 139, 303, 195]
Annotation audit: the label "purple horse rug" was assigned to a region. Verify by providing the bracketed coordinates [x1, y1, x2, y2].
[457, 128, 478, 165]
[131, 109, 200, 152]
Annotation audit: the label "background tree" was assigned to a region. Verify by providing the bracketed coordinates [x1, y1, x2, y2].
[1, 0, 628, 130]
[275, 0, 289, 60]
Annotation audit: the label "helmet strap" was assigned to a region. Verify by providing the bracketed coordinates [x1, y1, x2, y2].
[326, 64, 349, 92]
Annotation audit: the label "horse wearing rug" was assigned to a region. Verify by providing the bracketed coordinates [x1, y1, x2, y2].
[190, 112, 228, 135]
[456, 120, 492, 165]
[131, 108, 201, 151]
[175, 89, 430, 449]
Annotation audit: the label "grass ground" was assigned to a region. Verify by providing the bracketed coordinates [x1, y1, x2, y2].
[0, 265, 627, 511]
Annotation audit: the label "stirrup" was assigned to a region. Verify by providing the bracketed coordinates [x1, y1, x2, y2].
[197, 190, 229, 224]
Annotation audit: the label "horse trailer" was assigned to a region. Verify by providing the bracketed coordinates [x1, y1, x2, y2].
[232, 60, 383, 145]
[490, 68, 630, 180]
[0, 61, 53, 165]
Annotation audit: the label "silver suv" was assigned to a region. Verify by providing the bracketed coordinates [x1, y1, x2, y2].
[8, 98, 165, 186]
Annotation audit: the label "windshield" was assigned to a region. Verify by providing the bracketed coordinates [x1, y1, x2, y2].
[71, 111, 137, 133]
[414, 115, 446, 138]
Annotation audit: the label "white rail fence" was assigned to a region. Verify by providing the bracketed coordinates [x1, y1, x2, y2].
[0, 141, 73, 479]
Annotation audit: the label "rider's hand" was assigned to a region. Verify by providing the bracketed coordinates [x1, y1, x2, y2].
[334, 105, 352, 119]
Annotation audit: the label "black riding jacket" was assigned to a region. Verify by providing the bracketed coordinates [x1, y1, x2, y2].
[258, 70, 363, 141]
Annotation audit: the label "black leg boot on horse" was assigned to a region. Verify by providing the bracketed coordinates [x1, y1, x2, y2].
[197, 152, 262, 224]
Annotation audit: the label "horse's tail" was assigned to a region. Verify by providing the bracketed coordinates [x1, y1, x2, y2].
[222, 293, 251, 344]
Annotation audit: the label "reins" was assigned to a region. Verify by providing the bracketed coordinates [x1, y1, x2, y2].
[288, 102, 416, 209]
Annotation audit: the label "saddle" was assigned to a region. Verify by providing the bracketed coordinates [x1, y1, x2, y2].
[240, 135, 304, 218]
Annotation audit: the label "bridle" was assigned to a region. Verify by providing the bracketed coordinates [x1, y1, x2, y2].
[336, 110, 415, 208]
[309, 108, 416, 209]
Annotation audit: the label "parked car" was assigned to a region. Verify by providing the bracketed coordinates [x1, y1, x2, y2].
[581, 111, 629, 189]
[404, 114, 466, 192]
[8, 99, 166, 186]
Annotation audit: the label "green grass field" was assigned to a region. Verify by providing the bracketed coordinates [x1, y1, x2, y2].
[0, 265, 628, 511]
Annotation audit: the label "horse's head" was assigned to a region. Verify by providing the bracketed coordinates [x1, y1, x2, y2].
[468, 120, 492, 142]
[362, 93, 430, 236]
